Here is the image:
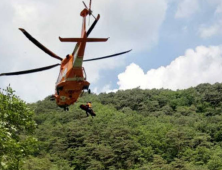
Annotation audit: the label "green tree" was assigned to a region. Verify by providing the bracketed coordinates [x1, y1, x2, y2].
[0, 86, 37, 169]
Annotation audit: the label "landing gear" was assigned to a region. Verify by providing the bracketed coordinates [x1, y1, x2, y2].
[58, 105, 69, 111]
[50, 95, 55, 101]
[82, 85, 89, 90]
[82, 85, 91, 94]
[88, 89, 91, 94]
[64, 107, 69, 111]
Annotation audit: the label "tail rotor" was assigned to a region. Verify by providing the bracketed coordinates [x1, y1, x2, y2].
[82, 0, 96, 25]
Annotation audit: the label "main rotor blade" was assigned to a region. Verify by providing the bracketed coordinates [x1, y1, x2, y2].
[83, 49, 132, 62]
[87, 14, 100, 37]
[19, 28, 63, 61]
[0, 64, 60, 76]
[89, 0, 92, 10]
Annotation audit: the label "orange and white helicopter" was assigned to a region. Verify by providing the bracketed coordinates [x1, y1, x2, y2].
[0, 0, 131, 111]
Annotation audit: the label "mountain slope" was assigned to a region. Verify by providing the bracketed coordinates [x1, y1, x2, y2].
[22, 83, 222, 170]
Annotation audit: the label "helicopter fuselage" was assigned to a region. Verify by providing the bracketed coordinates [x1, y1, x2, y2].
[55, 15, 90, 107]
[55, 55, 90, 107]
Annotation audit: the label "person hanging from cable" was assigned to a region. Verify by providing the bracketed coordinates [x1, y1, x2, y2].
[80, 101, 96, 117]
[85, 102, 96, 117]
[86, 101, 91, 117]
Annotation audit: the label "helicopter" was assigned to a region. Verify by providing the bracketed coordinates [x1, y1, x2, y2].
[0, 0, 131, 111]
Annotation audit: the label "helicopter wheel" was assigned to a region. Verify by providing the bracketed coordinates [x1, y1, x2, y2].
[64, 107, 69, 111]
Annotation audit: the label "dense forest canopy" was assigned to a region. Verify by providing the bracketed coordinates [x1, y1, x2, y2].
[1, 83, 222, 169]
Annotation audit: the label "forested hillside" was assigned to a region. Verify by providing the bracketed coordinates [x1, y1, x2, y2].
[1, 83, 222, 170]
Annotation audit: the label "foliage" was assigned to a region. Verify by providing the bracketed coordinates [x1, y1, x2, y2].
[3, 83, 222, 169]
[0, 86, 37, 170]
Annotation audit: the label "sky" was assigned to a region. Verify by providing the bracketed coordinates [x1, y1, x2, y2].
[0, 0, 222, 103]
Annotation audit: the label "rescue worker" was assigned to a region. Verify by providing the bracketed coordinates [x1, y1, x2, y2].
[86, 102, 92, 117]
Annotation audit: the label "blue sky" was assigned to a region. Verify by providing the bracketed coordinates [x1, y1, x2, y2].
[0, 0, 222, 102]
[92, 0, 222, 93]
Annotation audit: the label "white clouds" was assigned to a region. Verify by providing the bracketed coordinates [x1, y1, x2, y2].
[118, 64, 146, 89]
[198, 0, 222, 39]
[13, 5, 38, 22]
[207, 0, 222, 14]
[175, 0, 200, 18]
[94, 84, 118, 94]
[84, 57, 126, 84]
[117, 46, 222, 91]
[215, 3, 222, 14]
[95, 0, 167, 51]
[0, 0, 167, 102]
[199, 22, 222, 38]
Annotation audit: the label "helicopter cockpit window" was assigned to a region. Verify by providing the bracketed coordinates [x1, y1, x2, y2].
[82, 67, 87, 80]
